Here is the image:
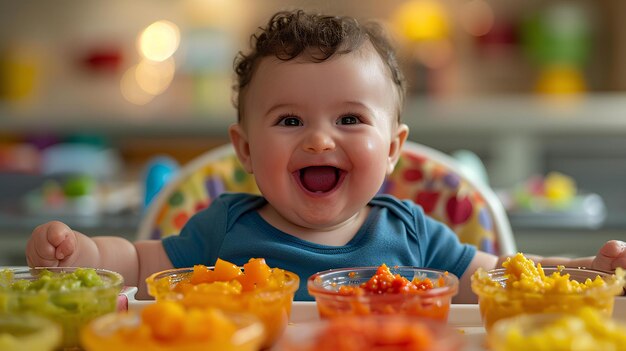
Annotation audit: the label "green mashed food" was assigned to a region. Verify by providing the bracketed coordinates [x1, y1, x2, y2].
[1, 268, 104, 292]
[0, 268, 121, 349]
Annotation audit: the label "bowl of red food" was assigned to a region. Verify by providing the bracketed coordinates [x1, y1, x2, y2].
[307, 264, 458, 321]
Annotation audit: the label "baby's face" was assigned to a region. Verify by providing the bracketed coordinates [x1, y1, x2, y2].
[233, 43, 406, 230]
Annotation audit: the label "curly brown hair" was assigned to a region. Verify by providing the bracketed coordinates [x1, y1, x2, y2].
[233, 9, 406, 123]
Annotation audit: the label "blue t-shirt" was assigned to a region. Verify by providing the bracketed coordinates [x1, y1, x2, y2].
[163, 193, 476, 301]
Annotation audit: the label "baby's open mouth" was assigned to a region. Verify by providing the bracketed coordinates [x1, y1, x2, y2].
[299, 166, 341, 193]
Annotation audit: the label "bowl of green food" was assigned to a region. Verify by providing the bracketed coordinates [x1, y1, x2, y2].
[0, 267, 123, 350]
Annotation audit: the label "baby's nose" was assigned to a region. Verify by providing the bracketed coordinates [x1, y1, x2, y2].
[303, 130, 335, 153]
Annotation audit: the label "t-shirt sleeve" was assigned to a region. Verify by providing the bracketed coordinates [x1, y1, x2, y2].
[420, 214, 477, 279]
[161, 197, 229, 268]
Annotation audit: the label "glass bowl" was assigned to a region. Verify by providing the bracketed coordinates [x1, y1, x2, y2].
[274, 314, 465, 351]
[488, 308, 626, 351]
[0, 313, 62, 351]
[81, 306, 265, 351]
[307, 266, 459, 321]
[471, 266, 625, 332]
[0, 267, 123, 349]
[145, 266, 299, 349]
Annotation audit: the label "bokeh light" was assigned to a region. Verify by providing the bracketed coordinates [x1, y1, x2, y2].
[123, 20, 180, 105]
[394, 0, 450, 42]
[135, 58, 176, 96]
[138, 20, 180, 62]
[535, 65, 586, 95]
[459, 0, 494, 37]
[120, 64, 154, 106]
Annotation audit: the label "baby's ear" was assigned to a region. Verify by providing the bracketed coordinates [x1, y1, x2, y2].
[229, 124, 253, 173]
[386, 123, 409, 175]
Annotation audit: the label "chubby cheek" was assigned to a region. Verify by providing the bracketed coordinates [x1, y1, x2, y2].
[249, 146, 287, 187]
[350, 137, 390, 181]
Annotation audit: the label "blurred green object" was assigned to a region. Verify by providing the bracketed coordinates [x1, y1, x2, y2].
[0, 313, 61, 351]
[520, 2, 592, 67]
[62, 175, 96, 198]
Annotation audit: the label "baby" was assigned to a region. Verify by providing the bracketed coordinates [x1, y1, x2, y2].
[26, 10, 626, 301]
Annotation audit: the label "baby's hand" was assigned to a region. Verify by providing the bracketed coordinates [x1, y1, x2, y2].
[591, 240, 626, 272]
[26, 221, 78, 267]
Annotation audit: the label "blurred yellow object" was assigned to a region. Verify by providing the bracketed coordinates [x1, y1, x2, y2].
[535, 65, 586, 95]
[394, 0, 450, 42]
[0, 46, 39, 101]
[544, 172, 576, 205]
[489, 307, 626, 351]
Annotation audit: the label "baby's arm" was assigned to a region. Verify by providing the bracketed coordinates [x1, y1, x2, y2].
[455, 251, 497, 304]
[455, 240, 626, 304]
[26, 221, 173, 299]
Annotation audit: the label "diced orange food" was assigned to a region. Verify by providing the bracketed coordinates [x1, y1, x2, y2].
[189, 264, 215, 284]
[240, 258, 272, 290]
[141, 301, 186, 341]
[138, 301, 238, 343]
[179, 258, 278, 293]
[338, 264, 440, 295]
[81, 301, 262, 351]
[148, 258, 299, 349]
[212, 258, 244, 282]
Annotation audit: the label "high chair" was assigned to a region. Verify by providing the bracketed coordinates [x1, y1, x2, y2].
[137, 141, 516, 255]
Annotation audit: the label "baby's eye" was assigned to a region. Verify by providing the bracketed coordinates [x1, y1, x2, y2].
[277, 116, 302, 127]
[337, 115, 360, 125]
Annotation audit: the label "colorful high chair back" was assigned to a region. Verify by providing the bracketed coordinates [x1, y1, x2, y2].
[137, 142, 516, 255]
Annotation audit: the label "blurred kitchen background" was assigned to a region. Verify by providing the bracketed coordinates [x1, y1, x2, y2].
[1, 0, 625, 265]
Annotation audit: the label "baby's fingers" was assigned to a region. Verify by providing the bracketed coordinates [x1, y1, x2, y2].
[26, 234, 58, 267]
[592, 240, 626, 271]
[54, 234, 76, 261]
[27, 221, 75, 266]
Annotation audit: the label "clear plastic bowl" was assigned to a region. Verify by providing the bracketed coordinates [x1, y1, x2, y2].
[0, 267, 123, 349]
[471, 266, 624, 332]
[274, 314, 465, 351]
[81, 309, 264, 351]
[0, 313, 62, 351]
[145, 266, 299, 349]
[307, 266, 459, 321]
